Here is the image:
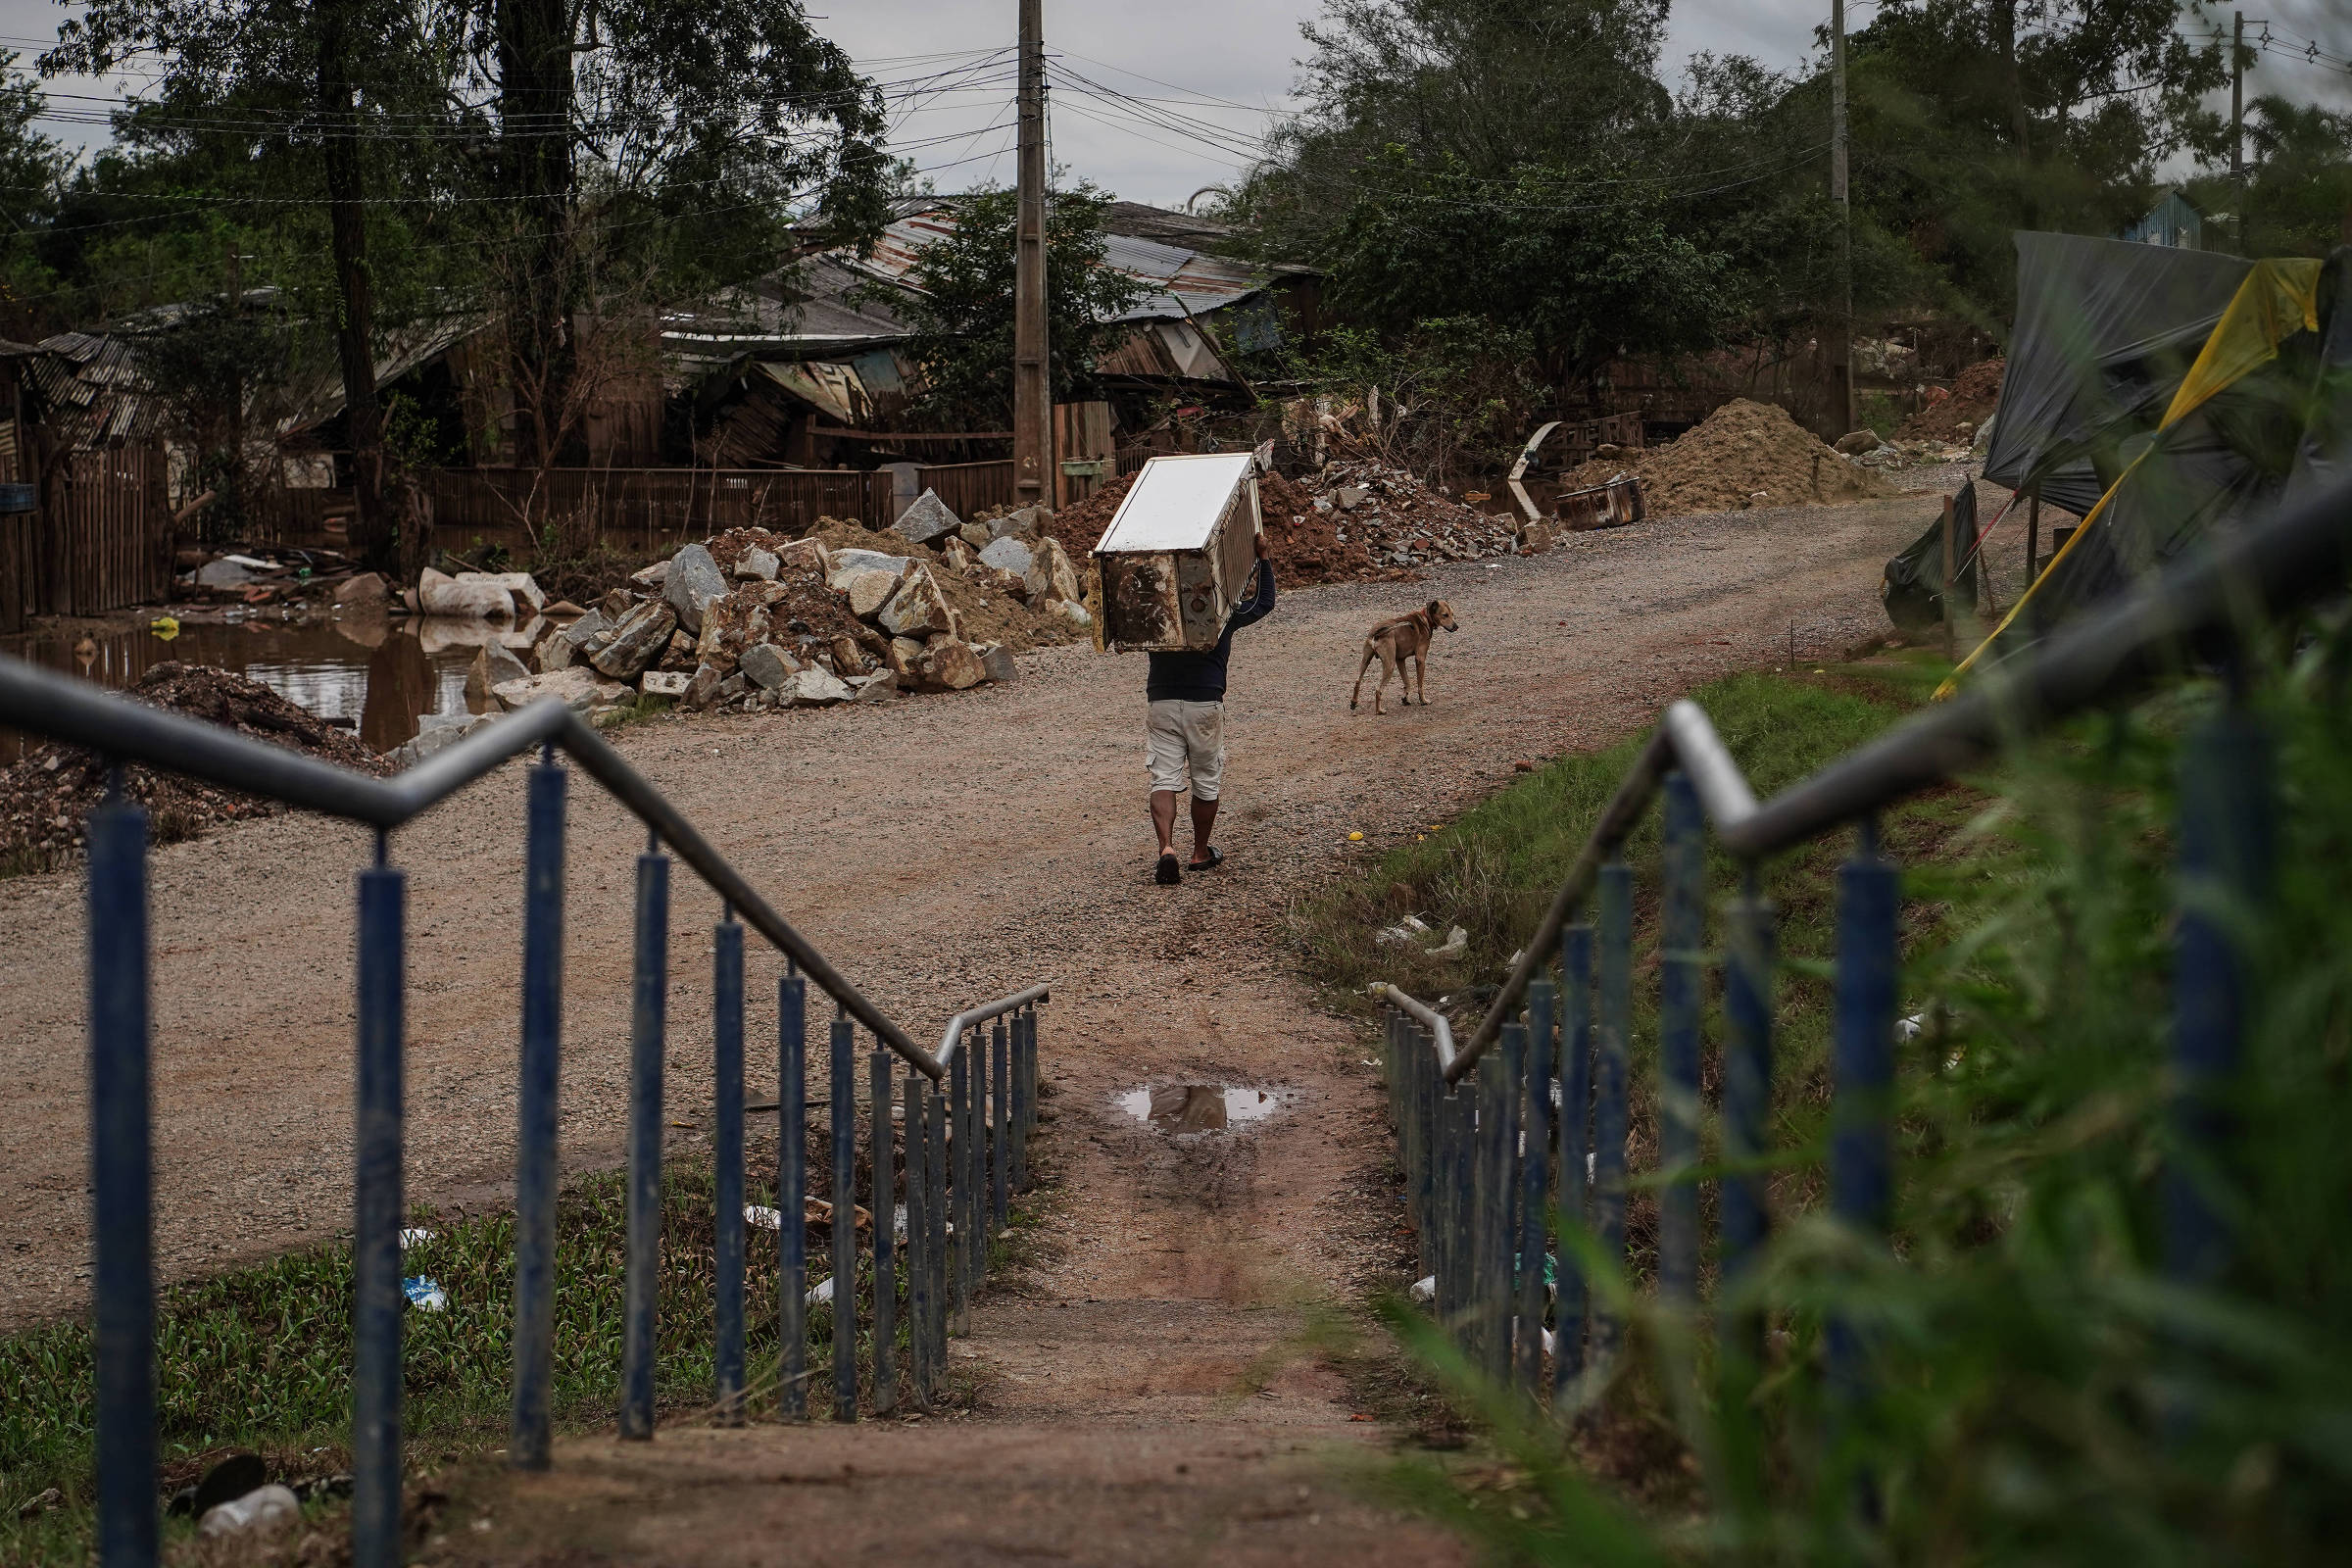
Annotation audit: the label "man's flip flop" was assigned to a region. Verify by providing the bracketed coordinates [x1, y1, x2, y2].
[1155, 854, 1182, 885]
[1189, 846, 1225, 872]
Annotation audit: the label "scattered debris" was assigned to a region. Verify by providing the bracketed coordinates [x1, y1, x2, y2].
[198, 1483, 300, 1538]
[1895, 356, 2003, 443]
[402, 1276, 448, 1312]
[0, 662, 392, 871]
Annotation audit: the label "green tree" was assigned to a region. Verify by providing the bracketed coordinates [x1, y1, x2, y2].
[0, 54, 72, 334]
[2187, 95, 2352, 258]
[867, 185, 1147, 430]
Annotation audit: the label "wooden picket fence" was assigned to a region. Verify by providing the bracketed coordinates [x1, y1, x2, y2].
[0, 443, 173, 632]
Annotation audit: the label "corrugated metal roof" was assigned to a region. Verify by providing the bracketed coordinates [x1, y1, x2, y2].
[22, 331, 166, 449]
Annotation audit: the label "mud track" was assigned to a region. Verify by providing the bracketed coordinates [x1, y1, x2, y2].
[0, 490, 1947, 1562]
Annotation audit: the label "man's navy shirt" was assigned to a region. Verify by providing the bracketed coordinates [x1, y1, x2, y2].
[1144, 558, 1276, 704]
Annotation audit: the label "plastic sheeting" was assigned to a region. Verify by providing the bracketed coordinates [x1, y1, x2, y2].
[1981, 233, 2252, 516]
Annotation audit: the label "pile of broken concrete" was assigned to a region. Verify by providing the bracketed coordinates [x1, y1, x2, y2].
[474, 490, 1088, 721]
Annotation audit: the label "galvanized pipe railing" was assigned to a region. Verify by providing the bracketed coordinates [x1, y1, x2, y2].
[1, 651, 1054, 1567]
[1376, 472, 2352, 1407]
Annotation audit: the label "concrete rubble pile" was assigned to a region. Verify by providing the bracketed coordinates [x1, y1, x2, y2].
[1287, 459, 1525, 568]
[467, 488, 1089, 724]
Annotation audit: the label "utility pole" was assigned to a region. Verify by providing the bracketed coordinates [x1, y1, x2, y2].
[2230, 10, 2245, 252]
[1829, 0, 1855, 437]
[1012, 0, 1052, 508]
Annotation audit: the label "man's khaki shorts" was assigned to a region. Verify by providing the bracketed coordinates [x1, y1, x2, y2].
[1145, 699, 1225, 801]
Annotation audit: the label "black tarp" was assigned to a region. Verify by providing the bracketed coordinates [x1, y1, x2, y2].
[1882, 483, 1979, 631]
[1982, 233, 2252, 516]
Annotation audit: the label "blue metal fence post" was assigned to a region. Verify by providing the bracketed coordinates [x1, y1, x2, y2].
[511, 755, 564, 1467]
[1829, 817, 1898, 1403]
[1555, 920, 1593, 1398]
[87, 789, 156, 1568]
[870, 1049, 898, 1414]
[991, 1017, 1010, 1230]
[1721, 877, 1776, 1299]
[1494, 1022, 1526, 1384]
[777, 972, 808, 1421]
[619, 839, 669, 1441]
[949, 1040, 971, 1335]
[904, 1074, 931, 1408]
[830, 1012, 858, 1421]
[925, 1083, 950, 1390]
[1593, 861, 1633, 1354]
[353, 837, 406, 1568]
[1011, 1007, 1034, 1194]
[2168, 703, 2271, 1286]
[711, 912, 746, 1424]
[1658, 771, 1704, 1304]
[1520, 979, 1556, 1394]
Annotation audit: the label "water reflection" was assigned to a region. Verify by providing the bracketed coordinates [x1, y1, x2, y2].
[1116, 1085, 1286, 1134]
[0, 612, 529, 760]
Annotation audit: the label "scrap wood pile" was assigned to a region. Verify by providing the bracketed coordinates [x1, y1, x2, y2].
[1559, 398, 1900, 515]
[435, 492, 1092, 752]
[1045, 458, 1523, 586]
[0, 662, 391, 870]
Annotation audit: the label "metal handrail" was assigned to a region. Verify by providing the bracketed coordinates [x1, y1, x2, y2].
[936, 983, 1053, 1066]
[1370, 981, 1457, 1072]
[1443, 472, 2352, 1078]
[0, 652, 951, 1074]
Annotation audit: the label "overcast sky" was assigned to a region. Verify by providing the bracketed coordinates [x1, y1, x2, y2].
[2, 0, 2344, 208]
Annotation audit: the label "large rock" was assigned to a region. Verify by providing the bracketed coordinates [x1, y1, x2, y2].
[853, 670, 899, 702]
[876, 563, 952, 638]
[988, 505, 1049, 542]
[663, 543, 727, 635]
[492, 666, 630, 712]
[1036, 536, 1083, 604]
[827, 548, 910, 588]
[974, 642, 1017, 684]
[892, 488, 961, 546]
[738, 642, 801, 692]
[779, 667, 855, 706]
[1834, 428, 1884, 455]
[842, 568, 898, 618]
[886, 636, 923, 676]
[693, 583, 788, 671]
[588, 598, 677, 680]
[458, 570, 545, 613]
[775, 537, 831, 575]
[335, 570, 387, 605]
[978, 535, 1035, 580]
[682, 663, 722, 710]
[1048, 597, 1091, 629]
[940, 535, 976, 572]
[466, 642, 530, 702]
[640, 669, 692, 699]
[536, 606, 611, 672]
[417, 566, 514, 618]
[735, 548, 780, 581]
[913, 636, 986, 692]
[628, 560, 670, 591]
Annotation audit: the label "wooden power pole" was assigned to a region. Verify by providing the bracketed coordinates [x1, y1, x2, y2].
[1013, 0, 1051, 508]
[1829, 0, 1855, 437]
[2230, 10, 2245, 252]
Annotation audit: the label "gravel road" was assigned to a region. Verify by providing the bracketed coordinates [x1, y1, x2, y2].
[0, 481, 1953, 1560]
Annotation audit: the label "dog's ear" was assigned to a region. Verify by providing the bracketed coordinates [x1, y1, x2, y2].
[1426, 599, 1443, 619]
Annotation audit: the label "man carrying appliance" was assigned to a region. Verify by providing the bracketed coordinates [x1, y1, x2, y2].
[1145, 532, 1274, 885]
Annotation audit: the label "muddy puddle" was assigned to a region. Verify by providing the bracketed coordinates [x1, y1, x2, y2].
[0, 612, 538, 761]
[1117, 1085, 1287, 1135]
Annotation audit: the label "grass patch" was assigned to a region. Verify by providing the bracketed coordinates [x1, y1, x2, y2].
[0, 1148, 921, 1561]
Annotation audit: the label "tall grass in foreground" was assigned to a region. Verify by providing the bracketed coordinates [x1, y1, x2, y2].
[1326, 641, 2352, 1563]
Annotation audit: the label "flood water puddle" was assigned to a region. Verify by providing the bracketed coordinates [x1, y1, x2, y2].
[1117, 1085, 1287, 1134]
[0, 612, 534, 761]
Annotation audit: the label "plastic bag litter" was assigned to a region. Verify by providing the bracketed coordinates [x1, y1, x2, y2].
[1896, 1013, 1925, 1041]
[806, 1276, 833, 1307]
[744, 1205, 783, 1231]
[198, 1483, 300, 1538]
[397, 1228, 435, 1248]
[402, 1277, 447, 1313]
[1425, 925, 1469, 959]
[1376, 914, 1432, 947]
[1409, 1274, 1437, 1303]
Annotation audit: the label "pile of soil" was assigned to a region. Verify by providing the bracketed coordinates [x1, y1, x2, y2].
[807, 517, 1077, 653]
[1560, 398, 1899, 515]
[1895, 357, 2004, 442]
[0, 662, 390, 872]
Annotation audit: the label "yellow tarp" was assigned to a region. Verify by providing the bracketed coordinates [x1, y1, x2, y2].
[1936, 257, 2325, 698]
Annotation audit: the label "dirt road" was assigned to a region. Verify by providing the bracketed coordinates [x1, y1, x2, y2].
[1, 487, 1942, 1561]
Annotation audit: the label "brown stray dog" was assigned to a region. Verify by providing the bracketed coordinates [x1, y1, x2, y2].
[1350, 600, 1459, 714]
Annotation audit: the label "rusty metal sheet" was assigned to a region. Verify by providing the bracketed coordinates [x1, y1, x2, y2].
[1556, 476, 1646, 531]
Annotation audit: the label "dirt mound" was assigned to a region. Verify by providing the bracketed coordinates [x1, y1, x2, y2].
[1560, 398, 1898, 515]
[1895, 357, 2004, 442]
[0, 662, 390, 872]
[808, 517, 1077, 653]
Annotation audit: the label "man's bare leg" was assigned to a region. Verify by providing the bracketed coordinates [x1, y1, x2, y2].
[1152, 790, 1180, 856]
[1189, 796, 1219, 866]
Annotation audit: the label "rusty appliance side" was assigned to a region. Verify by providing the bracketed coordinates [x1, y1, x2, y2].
[1556, 475, 1645, 532]
[1093, 455, 1262, 652]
